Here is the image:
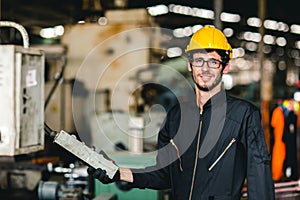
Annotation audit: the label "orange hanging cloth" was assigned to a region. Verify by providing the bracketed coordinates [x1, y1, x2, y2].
[271, 106, 286, 181]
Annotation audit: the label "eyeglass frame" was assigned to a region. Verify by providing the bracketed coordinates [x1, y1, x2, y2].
[189, 57, 225, 69]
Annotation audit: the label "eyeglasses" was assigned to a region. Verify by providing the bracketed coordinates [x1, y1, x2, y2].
[189, 57, 224, 69]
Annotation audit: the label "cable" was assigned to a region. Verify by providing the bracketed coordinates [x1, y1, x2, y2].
[44, 122, 57, 138]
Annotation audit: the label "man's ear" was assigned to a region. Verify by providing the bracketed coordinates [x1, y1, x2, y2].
[188, 62, 192, 72]
[222, 62, 230, 74]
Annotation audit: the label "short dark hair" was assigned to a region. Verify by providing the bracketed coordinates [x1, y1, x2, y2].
[186, 49, 230, 68]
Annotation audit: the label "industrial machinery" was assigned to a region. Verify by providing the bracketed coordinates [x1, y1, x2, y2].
[0, 21, 45, 156]
[0, 21, 118, 200]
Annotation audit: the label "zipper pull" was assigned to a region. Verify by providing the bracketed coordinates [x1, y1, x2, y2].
[170, 139, 183, 172]
[199, 108, 203, 120]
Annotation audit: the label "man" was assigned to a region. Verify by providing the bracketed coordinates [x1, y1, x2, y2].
[88, 25, 275, 200]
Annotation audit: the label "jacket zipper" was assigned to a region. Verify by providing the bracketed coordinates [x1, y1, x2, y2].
[170, 139, 183, 172]
[208, 138, 236, 171]
[188, 109, 203, 200]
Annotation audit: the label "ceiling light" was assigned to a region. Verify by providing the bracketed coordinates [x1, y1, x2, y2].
[295, 59, 300, 66]
[245, 42, 258, 51]
[264, 19, 278, 30]
[276, 37, 287, 47]
[295, 41, 300, 49]
[54, 25, 64, 36]
[290, 49, 300, 58]
[232, 48, 245, 58]
[173, 28, 185, 38]
[169, 4, 214, 19]
[243, 31, 261, 42]
[147, 4, 168, 16]
[277, 22, 289, 32]
[247, 17, 262, 27]
[183, 26, 193, 36]
[192, 25, 203, 33]
[77, 20, 85, 24]
[263, 35, 275, 45]
[223, 28, 234, 37]
[40, 25, 64, 39]
[263, 45, 272, 54]
[169, 4, 192, 16]
[98, 17, 108, 25]
[291, 24, 300, 34]
[220, 12, 241, 23]
[193, 8, 214, 19]
[278, 60, 286, 71]
[167, 47, 182, 58]
[40, 28, 55, 39]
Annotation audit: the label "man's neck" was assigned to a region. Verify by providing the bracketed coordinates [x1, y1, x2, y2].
[195, 86, 222, 110]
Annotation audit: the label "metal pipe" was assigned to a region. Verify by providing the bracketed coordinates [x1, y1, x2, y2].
[214, 0, 223, 29]
[0, 21, 30, 48]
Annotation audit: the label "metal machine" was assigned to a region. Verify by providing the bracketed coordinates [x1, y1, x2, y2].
[0, 21, 120, 200]
[0, 21, 45, 156]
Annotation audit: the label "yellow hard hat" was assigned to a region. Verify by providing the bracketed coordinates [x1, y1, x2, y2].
[185, 25, 232, 59]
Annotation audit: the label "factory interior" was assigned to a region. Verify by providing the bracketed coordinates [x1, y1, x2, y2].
[0, 0, 300, 199]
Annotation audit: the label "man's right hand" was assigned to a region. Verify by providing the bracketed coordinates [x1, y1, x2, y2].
[87, 167, 120, 184]
[87, 150, 120, 184]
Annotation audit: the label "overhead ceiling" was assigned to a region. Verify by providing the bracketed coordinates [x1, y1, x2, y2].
[1, 0, 299, 97]
[1, 0, 300, 50]
[1, 0, 299, 30]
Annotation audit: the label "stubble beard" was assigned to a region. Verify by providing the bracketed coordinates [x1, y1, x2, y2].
[194, 72, 223, 92]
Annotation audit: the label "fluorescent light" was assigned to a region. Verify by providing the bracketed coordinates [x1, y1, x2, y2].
[263, 35, 275, 45]
[54, 25, 64, 36]
[291, 24, 300, 34]
[183, 26, 193, 36]
[220, 12, 241, 23]
[40, 25, 64, 39]
[247, 17, 262, 27]
[77, 20, 85, 24]
[277, 22, 289, 32]
[232, 47, 245, 58]
[40, 28, 56, 39]
[168, 4, 214, 19]
[147, 4, 168, 16]
[223, 28, 234, 37]
[192, 25, 203, 33]
[243, 31, 261, 43]
[173, 28, 185, 38]
[167, 47, 183, 58]
[264, 19, 278, 30]
[245, 42, 258, 51]
[295, 41, 300, 49]
[98, 17, 108, 25]
[193, 8, 214, 19]
[276, 37, 287, 47]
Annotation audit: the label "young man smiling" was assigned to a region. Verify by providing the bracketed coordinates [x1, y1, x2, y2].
[88, 25, 275, 200]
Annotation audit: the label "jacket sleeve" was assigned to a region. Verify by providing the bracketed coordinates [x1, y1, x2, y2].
[246, 110, 275, 200]
[130, 123, 172, 189]
[130, 105, 181, 190]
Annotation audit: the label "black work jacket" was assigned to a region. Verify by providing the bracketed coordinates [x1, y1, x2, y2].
[131, 90, 275, 200]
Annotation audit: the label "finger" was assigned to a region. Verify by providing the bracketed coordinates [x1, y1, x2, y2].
[93, 168, 106, 179]
[87, 167, 95, 175]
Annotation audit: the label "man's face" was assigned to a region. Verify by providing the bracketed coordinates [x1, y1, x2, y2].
[188, 51, 229, 92]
